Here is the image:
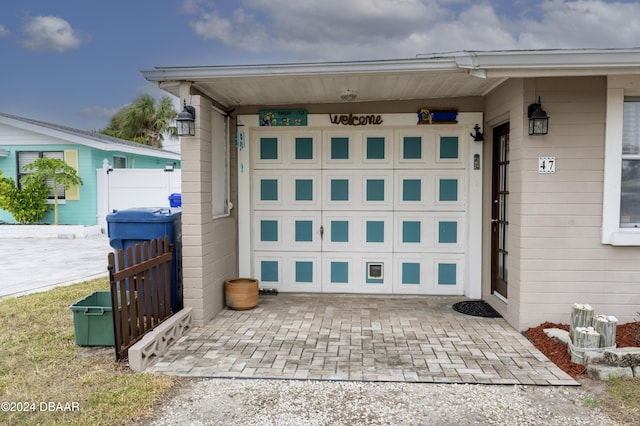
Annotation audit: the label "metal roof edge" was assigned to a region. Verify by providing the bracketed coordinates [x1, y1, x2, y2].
[142, 48, 640, 83]
[0, 113, 180, 160]
[141, 57, 461, 82]
[453, 48, 640, 73]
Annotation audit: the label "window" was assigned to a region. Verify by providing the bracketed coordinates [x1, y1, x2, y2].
[211, 111, 230, 217]
[621, 98, 640, 228]
[602, 79, 640, 245]
[113, 156, 127, 168]
[17, 151, 65, 199]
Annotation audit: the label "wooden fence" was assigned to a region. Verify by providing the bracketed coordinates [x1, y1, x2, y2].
[107, 236, 173, 361]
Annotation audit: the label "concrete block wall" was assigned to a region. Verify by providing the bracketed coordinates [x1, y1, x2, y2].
[179, 90, 238, 326]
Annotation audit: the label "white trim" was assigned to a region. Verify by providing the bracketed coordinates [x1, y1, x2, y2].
[211, 110, 231, 219]
[144, 57, 460, 81]
[145, 49, 640, 83]
[602, 86, 624, 244]
[453, 49, 640, 72]
[466, 113, 483, 299]
[493, 291, 508, 304]
[238, 115, 257, 276]
[602, 76, 640, 246]
[610, 230, 640, 245]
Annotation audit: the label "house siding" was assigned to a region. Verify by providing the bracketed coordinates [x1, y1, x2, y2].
[484, 78, 525, 329]
[0, 141, 96, 225]
[175, 74, 640, 331]
[0, 121, 180, 225]
[486, 76, 640, 331]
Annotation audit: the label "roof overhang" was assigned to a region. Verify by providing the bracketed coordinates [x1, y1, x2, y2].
[0, 114, 180, 160]
[451, 48, 640, 78]
[142, 48, 640, 109]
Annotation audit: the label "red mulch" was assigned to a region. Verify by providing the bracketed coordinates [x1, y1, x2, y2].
[524, 322, 639, 378]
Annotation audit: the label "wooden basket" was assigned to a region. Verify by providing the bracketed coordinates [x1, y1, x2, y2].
[225, 278, 259, 310]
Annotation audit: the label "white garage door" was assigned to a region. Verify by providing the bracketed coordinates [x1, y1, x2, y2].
[251, 125, 468, 294]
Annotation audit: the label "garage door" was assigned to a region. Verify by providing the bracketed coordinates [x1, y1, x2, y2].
[251, 126, 467, 294]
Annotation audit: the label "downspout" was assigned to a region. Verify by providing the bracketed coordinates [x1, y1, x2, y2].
[455, 51, 508, 96]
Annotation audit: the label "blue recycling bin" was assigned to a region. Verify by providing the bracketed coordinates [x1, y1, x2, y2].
[106, 207, 182, 313]
[169, 193, 181, 208]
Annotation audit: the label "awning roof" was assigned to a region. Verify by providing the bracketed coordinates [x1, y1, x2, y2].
[142, 48, 640, 109]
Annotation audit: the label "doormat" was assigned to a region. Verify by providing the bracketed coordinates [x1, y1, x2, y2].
[452, 300, 502, 318]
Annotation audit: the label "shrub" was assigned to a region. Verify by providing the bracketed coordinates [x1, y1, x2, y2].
[0, 170, 51, 224]
[22, 157, 83, 225]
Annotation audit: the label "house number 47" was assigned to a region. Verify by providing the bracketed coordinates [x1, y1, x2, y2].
[538, 157, 556, 173]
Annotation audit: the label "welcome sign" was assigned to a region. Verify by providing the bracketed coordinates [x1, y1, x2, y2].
[259, 110, 308, 126]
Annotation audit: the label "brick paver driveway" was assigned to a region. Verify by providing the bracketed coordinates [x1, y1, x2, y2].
[147, 294, 577, 386]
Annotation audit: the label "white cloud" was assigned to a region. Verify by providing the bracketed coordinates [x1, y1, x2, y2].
[21, 16, 83, 52]
[0, 24, 9, 37]
[183, 0, 640, 61]
[190, 12, 234, 43]
[186, 0, 457, 59]
[518, 0, 640, 49]
[421, 3, 519, 53]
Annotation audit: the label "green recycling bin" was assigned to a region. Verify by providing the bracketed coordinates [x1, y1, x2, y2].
[70, 291, 129, 346]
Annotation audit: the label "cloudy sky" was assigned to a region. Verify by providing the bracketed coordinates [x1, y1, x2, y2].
[1, 0, 639, 148]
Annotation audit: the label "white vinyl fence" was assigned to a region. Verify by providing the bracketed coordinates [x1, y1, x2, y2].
[96, 162, 181, 231]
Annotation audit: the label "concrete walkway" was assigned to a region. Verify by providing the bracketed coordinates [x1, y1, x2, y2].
[147, 293, 578, 386]
[0, 233, 111, 298]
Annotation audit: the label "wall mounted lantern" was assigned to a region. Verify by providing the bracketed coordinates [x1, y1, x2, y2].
[176, 101, 196, 136]
[527, 96, 549, 136]
[470, 124, 484, 141]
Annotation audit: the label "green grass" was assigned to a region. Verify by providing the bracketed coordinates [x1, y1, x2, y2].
[579, 396, 603, 409]
[604, 377, 640, 423]
[0, 278, 180, 425]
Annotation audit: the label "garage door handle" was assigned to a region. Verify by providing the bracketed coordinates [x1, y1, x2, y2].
[320, 225, 324, 239]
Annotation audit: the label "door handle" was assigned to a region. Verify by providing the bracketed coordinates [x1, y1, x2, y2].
[320, 225, 324, 239]
[491, 219, 499, 224]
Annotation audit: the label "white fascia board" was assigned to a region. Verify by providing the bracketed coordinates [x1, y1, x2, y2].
[0, 116, 180, 160]
[455, 49, 640, 76]
[143, 49, 640, 82]
[142, 57, 460, 82]
[104, 145, 181, 160]
[484, 68, 640, 78]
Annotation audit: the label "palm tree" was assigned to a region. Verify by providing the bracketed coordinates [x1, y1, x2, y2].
[101, 95, 178, 148]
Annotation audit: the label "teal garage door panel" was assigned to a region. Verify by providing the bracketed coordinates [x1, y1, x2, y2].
[251, 127, 467, 295]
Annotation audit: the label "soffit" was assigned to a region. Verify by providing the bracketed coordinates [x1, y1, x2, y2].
[183, 70, 503, 108]
[143, 49, 640, 110]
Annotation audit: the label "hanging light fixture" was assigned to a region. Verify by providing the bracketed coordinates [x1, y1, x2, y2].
[527, 96, 549, 136]
[339, 89, 357, 102]
[176, 100, 196, 136]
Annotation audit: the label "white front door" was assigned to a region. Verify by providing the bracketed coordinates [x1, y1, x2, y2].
[251, 124, 468, 295]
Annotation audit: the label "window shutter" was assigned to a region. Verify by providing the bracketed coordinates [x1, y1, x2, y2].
[63, 150, 80, 200]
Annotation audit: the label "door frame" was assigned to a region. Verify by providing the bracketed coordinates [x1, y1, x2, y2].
[491, 122, 510, 299]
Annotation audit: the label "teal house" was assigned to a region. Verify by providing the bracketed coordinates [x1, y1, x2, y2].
[0, 112, 181, 226]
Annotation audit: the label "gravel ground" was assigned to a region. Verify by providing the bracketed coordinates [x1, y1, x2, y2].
[139, 378, 616, 425]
